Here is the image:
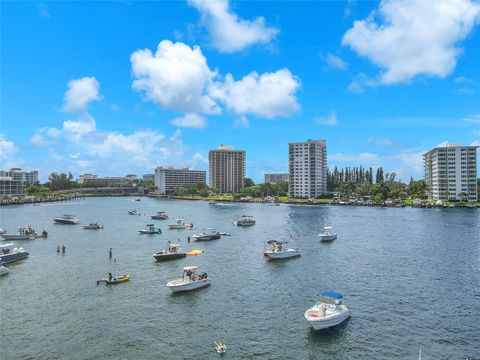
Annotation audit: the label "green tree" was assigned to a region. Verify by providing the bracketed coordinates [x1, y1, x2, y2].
[47, 172, 77, 191]
[244, 178, 254, 187]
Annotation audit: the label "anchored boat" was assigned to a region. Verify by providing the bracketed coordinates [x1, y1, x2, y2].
[193, 228, 221, 241]
[153, 244, 186, 261]
[128, 209, 140, 216]
[168, 218, 193, 230]
[264, 240, 301, 259]
[304, 291, 350, 330]
[151, 211, 168, 220]
[1, 226, 37, 240]
[319, 226, 337, 241]
[0, 243, 29, 265]
[166, 266, 210, 292]
[139, 224, 162, 234]
[234, 215, 256, 226]
[83, 222, 103, 230]
[53, 215, 80, 225]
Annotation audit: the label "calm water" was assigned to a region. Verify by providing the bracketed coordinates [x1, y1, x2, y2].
[1, 197, 479, 359]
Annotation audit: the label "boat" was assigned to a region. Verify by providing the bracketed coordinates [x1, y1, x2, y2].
[234, 215, 256, 226]
[219, 232, 231, 236]
[1, 226, 37, 240]
[53, 215, 80, 225]
[0, 243, 29, 264]
[193, 228, 221, 241]
[97, 274, 130, 285]
[208, 200, 217, 205]
[151, 211, 168, 220]
[139, 224, 161, 234]
[0, 265, 9, 276]
[264, 240, 301, 259]
[167, 218, 193, 230]
[0, 227, 6, 235]
[304, 291, 351, 330]
[134, 198, 141, 201]
[83, 222, 103, 230]
[128, 209, 140, 216]
[166, 266, 210, 293]
[214, 342, 227, 355]
[319, 226, 337, 241]
[153, 244, 186, 261]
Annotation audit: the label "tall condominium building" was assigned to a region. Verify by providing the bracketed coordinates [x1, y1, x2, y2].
[0, 168, 38, 185]
[424, 143, 478, 201]
[209, 145, 246, 194]
[155, 167, 206, 195]
[288, 139, 327, 198]
[265, 173, 289, 184]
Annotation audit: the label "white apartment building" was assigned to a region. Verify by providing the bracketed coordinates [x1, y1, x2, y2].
[288, 139, 327, 198]
[424, 143, 478, 201]
[209, 145, 245, 194]
[78, 173, 98, 184]
[155, 167, 206, 195]
[0, 168, 38, 185]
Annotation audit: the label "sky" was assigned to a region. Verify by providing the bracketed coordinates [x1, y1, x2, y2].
[1, 0, 479, 183]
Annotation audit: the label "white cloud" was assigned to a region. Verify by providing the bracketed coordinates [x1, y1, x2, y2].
[170, 113, 207, 129]
[30, 127, 62, 146]
[214, 68, 300, 118]
[0, 134, 22, 169]
[315, 111, 338, 125]
[63, 114, 97, 135]
[131, 40, 220, 114]
[188, 0, 278, 53]
[321, 53, 348, 71]
[233, 115, 249, 128]
[470, 140, 480, 146]
[38, 3, 51, 19]
[62, 77, 100, 113]
[454, 76, 474, 83]
[342, 0, 480, 85]
[463, 114, 480, 124]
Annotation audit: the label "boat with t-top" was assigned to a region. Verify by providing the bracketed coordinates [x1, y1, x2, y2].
[128, 209, 140, 216]
[139, 224, 162, 234]
[1, 226, 37, 240]
[83, 222, 103, 230]
[193, 228, 221, 241]
[166, 266, 210, 292]
[153, 244, 186, 261]
[264, 240, 301, 259]
[0, 243, 29, 265]
[304, 291, 350, 330]
[151, 211, 168, 220]
[53, 215, 80, 225]
[168, 218, 193, 230]
[319, 226, 337, 241]
[234, 215, 256, 227]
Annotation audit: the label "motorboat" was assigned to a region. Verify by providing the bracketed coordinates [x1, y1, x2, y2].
[319, 227, 337, 241]
[53, 215, 80, 225]
[166, 266, 210, 293]
[97, 274, 130, 285]
[83, 222, 103, 230]
[153, 244, 186, 261]
[219, 232, 231, 236]
[139, 224, 161, 234]
[193, 228, 221, 241]
[264, 240, 301, 259]
[1, 226, 37, 240]
[0, 243, 29, 264]
[168, 218, 193, 230]
[128, 209, 140, 216]
[304, 291, 351, 330]
[151, 211, 168, 220]
[0, 265, 9, 276]
[134, 198, 141, 201]
[214, 342, 227, 355]
[208, 200, 217, 205]
[0, 227, 6, 235]
[234, 215, 256, 227]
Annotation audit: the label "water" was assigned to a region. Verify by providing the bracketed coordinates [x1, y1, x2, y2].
[1, 197, 479, 359]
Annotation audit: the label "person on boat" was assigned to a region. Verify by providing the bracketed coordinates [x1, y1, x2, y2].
[109, 248, 112, 259]
[187, 236, 190, 243]
[108, 272, 113, 282]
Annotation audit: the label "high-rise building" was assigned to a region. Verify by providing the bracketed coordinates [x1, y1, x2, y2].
[154, 167, 206, 195]
[209, 145, 246, 194]
[264, 173, 289, 184]
[423, 143, 478, 201]
[288, 139, 327, 198]
[0, 168, 38, 185]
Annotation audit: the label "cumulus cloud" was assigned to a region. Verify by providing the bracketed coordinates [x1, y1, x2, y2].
[188, 0, 278, 53]
[170, 113, 207, 129]
[0, 134, 22, 169]
[342, 0, 480, 85]
[470, 140, 480, 146]
[62, 77, 100, 113]
[233, 115, 249, 128]
[214, 68, 300, 118]
[315, 111, 338, 125]
[321, 53, 348, 71]
[131, 40, 220, 114]
[63, 114, 97, 135]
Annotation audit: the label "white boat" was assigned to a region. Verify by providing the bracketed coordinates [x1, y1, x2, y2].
[139, 224, 162, 234]
[151, 211, 168, 220]
[0, 243, 29, 265]
[168, 218, 193, 230]
[234, 215, 256, 226]
[128, 209, 140, 216]
[166, 266, 210, 293]
[53, 215, 80, 225]
[0, 227, 6, 235]
[193, 228, 221, 241]
[264, 240, 301, 259]
[304, 291, 350, 330]
[0, 265, 9, 276]
[83, 222, 103, 230]
[1, 226, 36, 240]
[319, 226, 337, 241]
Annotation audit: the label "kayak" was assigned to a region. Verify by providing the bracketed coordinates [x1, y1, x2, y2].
[97, 274, 130, 285]
[186, 249, 204, 256]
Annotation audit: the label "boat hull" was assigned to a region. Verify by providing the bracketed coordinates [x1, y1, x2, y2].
[54, 219, 79, 225]
[0, 266, 9, 276]
[1, 234, 33, 240]
[139, 230, 161, 234]
[305, 308, 350, 330]
[167, 279, 210, 292]
[265, 250, 301, 259]
[0, 251, 29, 265]
[153, 253, 186, 261]
[168, 225, 185, 229]
[193, 234, 221, 241]
[320, 234, 337, 241]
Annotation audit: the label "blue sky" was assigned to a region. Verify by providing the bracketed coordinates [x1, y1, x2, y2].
[1, 0, 479, 182]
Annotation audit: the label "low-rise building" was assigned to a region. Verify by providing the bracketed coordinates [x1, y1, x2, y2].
[0, 168, 38, 185]
[0, 176, 25, 197]
[265, 173, 289, 184]
[142, 174, 155, 182]
[78, 173, 98, 184]
[155, 167, 206, 195]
